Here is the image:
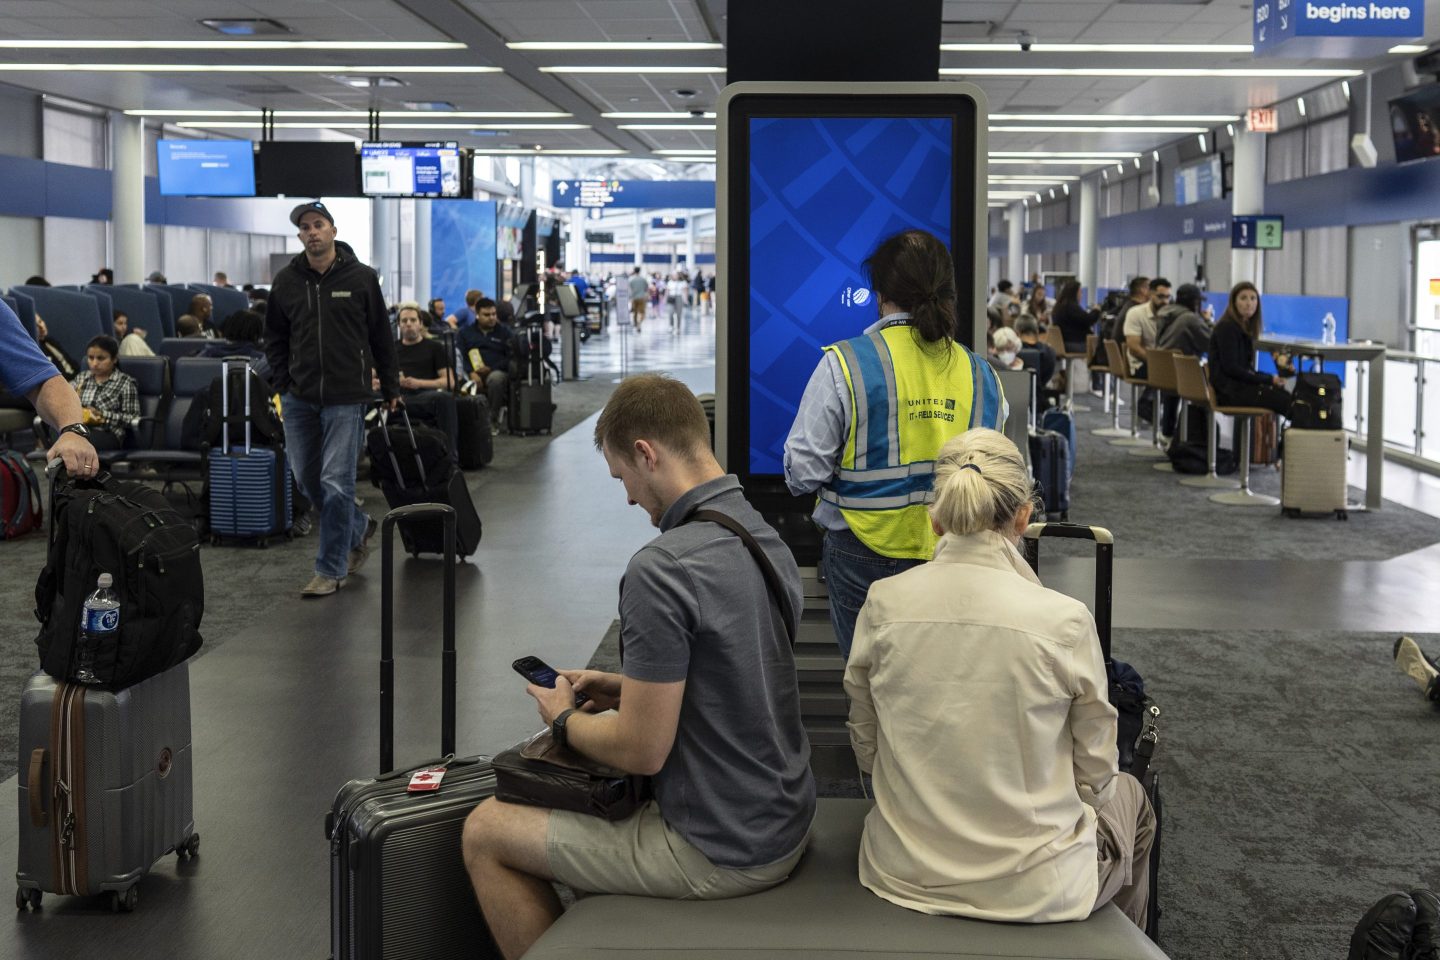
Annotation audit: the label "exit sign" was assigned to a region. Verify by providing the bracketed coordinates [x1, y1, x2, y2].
[1247, 108, 1278, 133]
[1233, 215, 1285, 250]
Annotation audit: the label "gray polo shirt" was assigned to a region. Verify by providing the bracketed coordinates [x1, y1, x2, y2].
[620, 474, 816, 869]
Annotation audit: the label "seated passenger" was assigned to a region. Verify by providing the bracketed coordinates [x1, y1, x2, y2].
[1051, 280, 1094, 352]
[845, 428, 1155, 928]
[36, 316, 78, 379]
[73, 335, 139, 452]
[989, 325, 1024, 372]
[175, 313, 204, 339]
[198, 309, 271, 381]
[463, 374, 816, 960]
[1208, 281, 1293, 416]
[385, 302, 458, 461]
[114, 310, 155, 357]
[457, 298, 512, 435]
[1015, 315, 1056, 390]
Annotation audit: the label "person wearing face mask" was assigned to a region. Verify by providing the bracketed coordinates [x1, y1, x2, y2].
[784, 229, 1007, 659]
[1207, 281, 1293, 416]
[844, 427, 1155, 929]
[989, 326, 1025, 372]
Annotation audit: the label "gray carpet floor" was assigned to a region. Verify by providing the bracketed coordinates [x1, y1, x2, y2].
[586, 620, 1440, 960]
[0, 371, 623, 784]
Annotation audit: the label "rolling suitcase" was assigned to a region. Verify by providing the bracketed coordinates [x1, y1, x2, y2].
[1028, 430, 1070, 521]
[509, 326, 555, 436]
[1040, 407, 1077, 481]
[207, 358, 291, 546]
[368, 406, 482, 559]
[1022, 523, 1163, 942]
[16, 662, 199, 913]
[327, 504, 501, 960]
[1281, 427, 1349, 520]
[454, 392, 493, 469]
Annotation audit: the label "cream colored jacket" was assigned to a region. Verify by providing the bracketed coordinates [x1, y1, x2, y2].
[843, 530, 1118, 922]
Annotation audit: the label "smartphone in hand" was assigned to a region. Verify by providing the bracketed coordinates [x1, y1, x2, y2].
[511, 656, 590, 707]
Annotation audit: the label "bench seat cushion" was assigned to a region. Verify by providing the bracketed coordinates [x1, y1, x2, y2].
[526, 798, 1168, 960]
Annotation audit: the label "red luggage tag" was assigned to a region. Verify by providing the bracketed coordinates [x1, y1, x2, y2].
[407, 766, 448, 793]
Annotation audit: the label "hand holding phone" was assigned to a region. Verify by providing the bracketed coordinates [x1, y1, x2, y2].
[512, 656, 590, 707]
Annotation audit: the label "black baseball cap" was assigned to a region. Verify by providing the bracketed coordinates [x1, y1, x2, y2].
[289, 201, 334, 227]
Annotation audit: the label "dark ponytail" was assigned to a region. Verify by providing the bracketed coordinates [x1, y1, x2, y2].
[863, 229, 958, 348]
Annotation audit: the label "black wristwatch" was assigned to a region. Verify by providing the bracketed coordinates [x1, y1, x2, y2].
[58, 422, 90, 439]
[552, 708, 579, 750]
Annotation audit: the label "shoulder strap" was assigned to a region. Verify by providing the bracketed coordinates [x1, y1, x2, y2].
[684, 509, 797, 647]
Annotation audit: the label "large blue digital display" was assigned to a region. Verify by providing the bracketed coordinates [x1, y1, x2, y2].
[747, 116, 953, 474]
[156, 140, 255, 197]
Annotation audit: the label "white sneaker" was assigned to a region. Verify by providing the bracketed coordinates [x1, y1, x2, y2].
[301, 574, 345, 598]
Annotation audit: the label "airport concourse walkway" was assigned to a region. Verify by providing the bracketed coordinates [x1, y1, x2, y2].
[0, 312, 1437, 960]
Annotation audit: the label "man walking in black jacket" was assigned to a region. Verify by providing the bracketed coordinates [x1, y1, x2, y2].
[265, 201, 400, 597]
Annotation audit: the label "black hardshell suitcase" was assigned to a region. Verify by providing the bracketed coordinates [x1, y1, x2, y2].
[1021, 522, 1162, 942]
[509, 326, 555, 436]
[368, 406, 481, 559]
[327, 504, 501, 960]
[1027, 430, 1071, 521]
[454, 392, 493, 469]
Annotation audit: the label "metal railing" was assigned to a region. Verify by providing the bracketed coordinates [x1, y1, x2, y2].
[1340, 349, 1440, 471]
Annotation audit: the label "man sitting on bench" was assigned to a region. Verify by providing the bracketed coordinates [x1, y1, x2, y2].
[463, 374, 816, 960]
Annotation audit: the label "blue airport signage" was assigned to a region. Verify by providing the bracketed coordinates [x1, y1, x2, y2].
[1254, 0, 1423, 58]
[651, 216, 687, 229]
[1232, 215, 1285, 249]
[552, 179, 715, 209]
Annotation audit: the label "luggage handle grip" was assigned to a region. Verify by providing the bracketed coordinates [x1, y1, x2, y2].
[380, 504, 457, 776]
[1022, 522, 1114, 662]
[27, 748, 47, 828]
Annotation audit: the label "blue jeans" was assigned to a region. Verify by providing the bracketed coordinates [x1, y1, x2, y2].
[822, 527, 924, 659]
[282, 394, 370, 579]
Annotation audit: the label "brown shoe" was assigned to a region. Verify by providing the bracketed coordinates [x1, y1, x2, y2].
[301, 574, 344, 598]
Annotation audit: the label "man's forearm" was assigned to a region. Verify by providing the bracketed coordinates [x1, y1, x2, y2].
[27, 376, 83, 431]
[561, 711, 649, 774]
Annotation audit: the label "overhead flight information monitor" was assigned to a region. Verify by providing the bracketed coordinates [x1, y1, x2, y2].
[157, 139, 256, 197]
[717, 83, 986, 494]
[361, 142, 466, 198]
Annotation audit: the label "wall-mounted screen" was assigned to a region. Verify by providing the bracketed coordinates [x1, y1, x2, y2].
[1174, 154, 1223, 206]
[157, 140, 256, 197]
[361, 141, 467, 197]
[1390, 85, 1440, 164]
[256, 141, 358, 197]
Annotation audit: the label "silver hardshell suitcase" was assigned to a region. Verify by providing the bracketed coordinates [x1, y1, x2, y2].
[1281, 427, 1350, 520]
[15, 662, 199, 912]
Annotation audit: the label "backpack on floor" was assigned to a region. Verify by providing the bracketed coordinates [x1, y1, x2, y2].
[0, 449, 42, 539]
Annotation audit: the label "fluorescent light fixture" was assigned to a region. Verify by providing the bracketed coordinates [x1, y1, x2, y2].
[1116, 163, 1125, 174]
[661, 156, 716, 163]
[0, 39, 465, 50]
[1390, 44, 1427, 54]
[656, 148, 715, 155]
[989, 175, 1080, 182]
[990, 125, 1206, 133]
[1133, 157, 1141, 169]
[1227, 122, 1235, 136]
[508, 41, 722, 51]
[1152, 150, 1160, 163]
[616, 123, 716, 130]
[473, 148, 627, 155]
[991, 151, 1141, 158]
[942, 67, 1361, 78]
[1063, 183, 1070, 196]
[1049, 188, 1056, 199]
[176, 121, 587, 130]
[1342, 80, 1351, 100]
[538, 66, 725, 74]
[1296, 96, 1307, 117]
[603, 112, 716, 119]
[1035, 193, 1043, 202]
[991, 113, 1238, 122]
[987, 158, 1123, 166]
[1103, 170, 1109, 180]
[1198, 133, 1208, 152]
[128, 109, 569, 118]
[0, 63, 503, 73]
[941, 42, 1254, 53]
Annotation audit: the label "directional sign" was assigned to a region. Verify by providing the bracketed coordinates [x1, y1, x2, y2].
[552, 179, 715, 209]
[1232, 215, 1284, 250]
[1255, 0, 1423, 58]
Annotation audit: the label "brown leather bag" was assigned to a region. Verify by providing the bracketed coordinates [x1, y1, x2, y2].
[1251, 413, 1279, 466]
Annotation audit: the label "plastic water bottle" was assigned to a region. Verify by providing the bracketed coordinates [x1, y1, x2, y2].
[75, 573, 119, 685]
[1321, 312, 1337, 346]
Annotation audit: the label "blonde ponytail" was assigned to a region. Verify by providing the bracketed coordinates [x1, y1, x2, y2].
[930, 428, 1033, 536]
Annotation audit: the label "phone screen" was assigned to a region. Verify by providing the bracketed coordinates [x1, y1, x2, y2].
[513, 657, 589, 705]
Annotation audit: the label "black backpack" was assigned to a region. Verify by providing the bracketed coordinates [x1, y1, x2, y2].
[183, 361, 283, 451]
[1289, 372, 1343, 429]
[34, 470, 205, 690]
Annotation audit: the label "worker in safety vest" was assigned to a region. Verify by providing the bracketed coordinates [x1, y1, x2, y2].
[784, 229, 1007, 658]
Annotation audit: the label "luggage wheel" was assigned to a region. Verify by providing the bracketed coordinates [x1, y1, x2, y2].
[15, 887, 41, 910]
[1337, 510, 1349, 521]
[176, 832, 200, 859]
[109, 886, 138, 913]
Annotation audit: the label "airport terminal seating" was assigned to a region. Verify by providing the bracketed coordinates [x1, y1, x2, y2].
[1199, 361, 1279, 508]
[1044, 323, 1089, 412]
[996, 367, 1035, 467]
[119, 356, 221, 482]
[152, 285, 206, 332]
[11, 285, 105, 364]
[92, 284, 167, 340]
[188, 283, 249, 328]
[1172, 355, 1240, 491]
[525, 798, 1169, 960]
[117, 283, 177, 338]
[156, 337, 208, 362]
[1088, 334, 1129, 440]
[114, 355, 169, 457]
[4, 291, 37, 340]
[1103, 340, 1161, 456]
[1143, 349, 1179, 471]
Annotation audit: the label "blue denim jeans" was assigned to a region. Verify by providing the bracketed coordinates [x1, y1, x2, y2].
[282, 394, 370, 579]
[822, 527, 924, 659]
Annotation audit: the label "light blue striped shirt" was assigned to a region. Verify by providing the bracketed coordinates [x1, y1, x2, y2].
[783, 313, 1008, 532]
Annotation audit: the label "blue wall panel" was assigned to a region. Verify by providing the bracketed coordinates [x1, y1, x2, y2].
[0, 155, 49, 217]
[45, 163, 111, 220]
[430, 200, 497, 319]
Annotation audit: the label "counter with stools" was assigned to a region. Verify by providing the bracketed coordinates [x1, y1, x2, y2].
[1089, 335, 1130, 439]
[1171, 356, 1240, 490]
[1198, 362, 1277, 506]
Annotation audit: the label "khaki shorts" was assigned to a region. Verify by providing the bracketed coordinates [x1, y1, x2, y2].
[547, 800, 808, 901]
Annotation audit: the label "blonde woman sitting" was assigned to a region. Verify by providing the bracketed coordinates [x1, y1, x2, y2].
[844, 428, 1155, 928]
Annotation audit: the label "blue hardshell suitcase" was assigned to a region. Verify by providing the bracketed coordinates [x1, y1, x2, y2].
[1040, 407, 1077, 481]
[1028, 429, 1070, 522]
[207, 359, 291, 545]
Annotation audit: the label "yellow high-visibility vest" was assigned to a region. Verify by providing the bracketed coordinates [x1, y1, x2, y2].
[820, 324, 1006, 560]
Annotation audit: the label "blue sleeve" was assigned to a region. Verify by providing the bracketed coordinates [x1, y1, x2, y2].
[0, 299, 59, 398]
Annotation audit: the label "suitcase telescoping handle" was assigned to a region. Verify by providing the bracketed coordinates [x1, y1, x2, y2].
[1022, 522, 1114, 663]
[219, 357, 253, 456]
[380, 503, 457, 776]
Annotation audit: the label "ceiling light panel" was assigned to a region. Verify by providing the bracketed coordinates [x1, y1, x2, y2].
[944, 67, 1361, 78]
[127, 110, 571, 118]
[992, 114, 1238, 122]
[617, 123, 716, 130]
[603, 112, 717, 119]
[0, 64, 503, 73]
[507, 42, 721, 51]
[990, 125, 1206, 133]
[942, 42, 1253, 53]
[0, 40, 466, 50]
[539, 66, 726, 74]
